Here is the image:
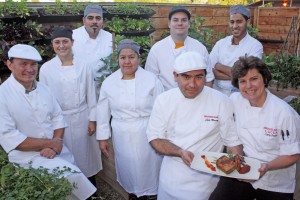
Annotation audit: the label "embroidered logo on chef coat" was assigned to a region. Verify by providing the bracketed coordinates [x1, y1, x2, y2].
[204, 115, 219, 122]
[263, 127, 278, 137]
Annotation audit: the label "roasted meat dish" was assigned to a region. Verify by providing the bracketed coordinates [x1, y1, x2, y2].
[216, 154, 250, 174]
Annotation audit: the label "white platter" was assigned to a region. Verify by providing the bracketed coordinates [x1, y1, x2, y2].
[191, 151, 261, 180]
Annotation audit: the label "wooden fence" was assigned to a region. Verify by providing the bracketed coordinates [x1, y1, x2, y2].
[149, 5, 300, 55]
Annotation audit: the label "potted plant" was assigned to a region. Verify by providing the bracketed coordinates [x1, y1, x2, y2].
[263, 53, 300, 98]
[104, 3, 155, 19]
[106, 17, 155, 36]
[37, 0, 87, 23]
[0, 146, 75, 199]
[0, 0, 38, 23]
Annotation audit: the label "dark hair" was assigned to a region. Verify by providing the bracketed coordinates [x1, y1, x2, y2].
[241, 14, 249, 21]
[231, 56, 272, 89]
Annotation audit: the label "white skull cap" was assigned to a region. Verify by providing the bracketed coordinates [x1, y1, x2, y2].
[8, 44, 42, 61]
[174, 51, 207, 74]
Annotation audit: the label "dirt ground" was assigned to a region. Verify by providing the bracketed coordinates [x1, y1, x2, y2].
[95, 175, 126, 200]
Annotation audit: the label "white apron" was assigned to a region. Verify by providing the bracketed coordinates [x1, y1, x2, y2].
[39, 57, 101, 177]
[111, 116, 162, 196]
[97, 68, 164, 196]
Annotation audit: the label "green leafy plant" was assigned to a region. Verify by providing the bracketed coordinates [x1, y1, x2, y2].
[105, 3, 154, 15]
[106, 17, 126, 33]
[189, 15, 224, 52]
[107, 17, 151, 33]
[247, 25, 259, 38]
[43, 0, 86, 15]
[263, 53, 300, 89]
[0, 20, 43, 42]
[0, 146, 75, 199]
[96, 53, 119, 85]
[288, 96, 300, 115]
[0, 0, 36, 18]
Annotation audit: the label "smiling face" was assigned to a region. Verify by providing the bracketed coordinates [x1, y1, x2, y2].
[7, 58, 38, 89]
[174, 69, 206, 99]
[118, 49, 139, 80]
[169, 12, 190, 39]
[238, 68, 267, 107]
[229, 14, 249, 41]
[83, 13, 103, 39]
[52, 37, 73, 58]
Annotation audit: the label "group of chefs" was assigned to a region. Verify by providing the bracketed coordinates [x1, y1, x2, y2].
[0, 3, 299, 200]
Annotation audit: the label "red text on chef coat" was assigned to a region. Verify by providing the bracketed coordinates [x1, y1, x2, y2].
[263, 127, 278, 137]
[204, 115, 219, 122]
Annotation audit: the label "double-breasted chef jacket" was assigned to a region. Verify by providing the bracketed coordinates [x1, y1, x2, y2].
[209, 33, 263, 95]
[97, 67, 164, 197]
[72, 26, 113, 81]
[146, 86, 242, 200]
[40, 56, 102, 177]
[0, 75, 96, 199]
[230, 90, 300, 193]
[145, 36, 214, 91]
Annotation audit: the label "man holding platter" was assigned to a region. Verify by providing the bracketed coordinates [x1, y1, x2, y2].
[146, 51, 243, 200]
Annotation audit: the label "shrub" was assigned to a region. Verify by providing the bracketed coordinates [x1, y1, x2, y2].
[0, 146, 75, 199]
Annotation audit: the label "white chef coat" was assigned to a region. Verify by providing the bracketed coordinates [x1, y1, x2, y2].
[210, 33, 263, 95]
[72, 26, 113, 81]
[145, 36, 214, 91]
[230, 90, 300, 193]
[97, 67, 164, 197]
[40, 56, 102, 177]
[146, 86, 241, 200]
[0, 75, 96, 200]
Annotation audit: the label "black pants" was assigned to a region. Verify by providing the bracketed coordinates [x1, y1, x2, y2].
[209, 177, 293, 200]
[87, 175, 98, 199]
[129, 193, 157, 200]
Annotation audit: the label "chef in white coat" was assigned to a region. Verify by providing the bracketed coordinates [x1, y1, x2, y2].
[209, 4, 263, 96]
[209, 56, 300, 200]
[97, 39, 164, 200]
[0, 44, 96, 200]
[39, 27, 101, 193]
[146, 51, 243, 200]
[72, 4, 113, 94]
[145, 5, 214, 91]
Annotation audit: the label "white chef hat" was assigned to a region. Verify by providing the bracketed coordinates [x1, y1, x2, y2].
[8, 44, 42, 61]
[174, 51, 207, 74]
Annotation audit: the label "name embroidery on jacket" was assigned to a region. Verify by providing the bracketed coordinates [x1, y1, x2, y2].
[263, 127, 278, 137]
[204, 115, 219, 122]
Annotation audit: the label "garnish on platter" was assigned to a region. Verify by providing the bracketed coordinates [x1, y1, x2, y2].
[201, 155, 216, 171]
[216, 154, 251, 174]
